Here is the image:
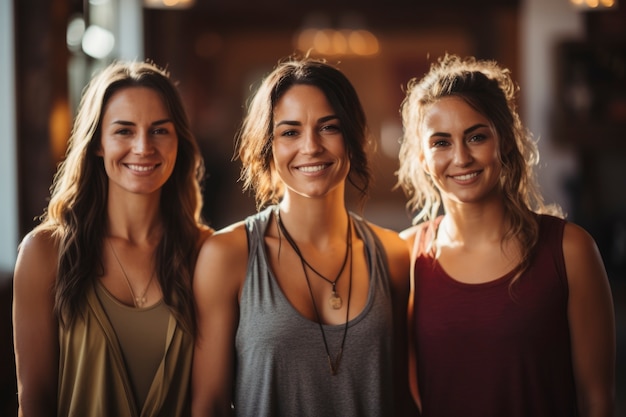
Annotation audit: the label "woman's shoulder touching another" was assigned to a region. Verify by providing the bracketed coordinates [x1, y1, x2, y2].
[193, 220, 249, 296]
[365, 221, 411, 287]
[399, 224, 420, 246]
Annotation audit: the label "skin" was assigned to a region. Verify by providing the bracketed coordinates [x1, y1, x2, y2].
[13, 86, 179, 416]
[192, 85, 412, 416]
[402, 96, 615, 416]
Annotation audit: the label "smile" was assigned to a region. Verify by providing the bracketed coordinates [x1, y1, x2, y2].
[297, 164, 329, 173]
[126, 164, 157, 172]
[451, 171, 479, 181]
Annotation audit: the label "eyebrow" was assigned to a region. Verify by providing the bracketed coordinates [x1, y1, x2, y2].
[110, 118, 172, 126]
[430, 123, 489, 138]
[274, 114, 339, 128]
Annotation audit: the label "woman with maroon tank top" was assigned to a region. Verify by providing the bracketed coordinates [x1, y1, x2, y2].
[397, 54, 616, 417]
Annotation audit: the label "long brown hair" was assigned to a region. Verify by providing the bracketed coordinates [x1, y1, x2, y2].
[236, 56, 372, 210]
[37, 61, 205, 333]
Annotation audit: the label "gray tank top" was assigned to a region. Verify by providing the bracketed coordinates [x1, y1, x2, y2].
[234, 206, 395, 417]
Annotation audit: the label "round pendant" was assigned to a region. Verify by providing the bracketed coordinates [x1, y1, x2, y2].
[329, 292, 343, 309]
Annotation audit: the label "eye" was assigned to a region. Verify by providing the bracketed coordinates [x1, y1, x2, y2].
[115, 128, 133, 136]
[320, 124, 341, 134]
[152, 127, 170, 135]
[431, 139, 450, 148]
[468, 133, 487, 143]
[276, 128, 299, 138]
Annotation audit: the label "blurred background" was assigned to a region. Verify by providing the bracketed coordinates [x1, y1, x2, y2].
[0, 0, 624, 415]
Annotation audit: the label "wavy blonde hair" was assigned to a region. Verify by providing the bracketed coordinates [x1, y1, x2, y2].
[397, 54, 562, 273]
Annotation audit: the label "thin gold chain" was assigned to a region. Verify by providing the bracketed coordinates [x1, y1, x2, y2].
[107, 238, 155, 308]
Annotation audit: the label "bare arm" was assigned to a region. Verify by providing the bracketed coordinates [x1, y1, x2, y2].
[372, 224, 419, 416]
[13, 231, 59, 417]
[563, 222, 616, 417]
[400, 226, 422, 413]
[191, 224, 247, 417]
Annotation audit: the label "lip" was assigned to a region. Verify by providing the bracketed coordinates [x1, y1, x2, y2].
[124, 163, 160, 173]
[294, 162, 332, 174]
[448, 170, 481, 182]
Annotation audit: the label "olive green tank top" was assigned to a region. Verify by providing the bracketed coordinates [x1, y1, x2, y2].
[95, 282, 170, 408]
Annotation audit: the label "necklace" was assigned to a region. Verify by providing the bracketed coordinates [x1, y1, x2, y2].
[276, 211, 350, 309]
[107, 238, 155, 308]
[275, 209, 353, 375]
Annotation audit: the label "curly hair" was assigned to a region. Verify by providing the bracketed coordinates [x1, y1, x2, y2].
[397, 54, 562, 273]
[37, 61, 205, 334]
[236, 56, 372, 210]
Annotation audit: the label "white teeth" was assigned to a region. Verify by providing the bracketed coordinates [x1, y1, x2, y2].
[298, 164, 326, 173]
[454, 172, 479, 181]
[127, 164, 155, 172]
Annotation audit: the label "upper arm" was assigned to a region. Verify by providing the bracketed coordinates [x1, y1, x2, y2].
[400, 226, 421, 411]
[12, 231, 59, 416]
[371, 224, 419, 414]
[373, 225, 411, 296]
[563, 222, 616, 416]
[191, 224, 247, 417]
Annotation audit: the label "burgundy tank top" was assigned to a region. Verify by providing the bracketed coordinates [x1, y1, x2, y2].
[413, 215, 578, 417]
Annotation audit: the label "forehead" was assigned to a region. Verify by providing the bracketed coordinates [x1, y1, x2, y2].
[421, 96, 491, 130]
[103, 86, 169, 119]
[274, 85, 333, 117]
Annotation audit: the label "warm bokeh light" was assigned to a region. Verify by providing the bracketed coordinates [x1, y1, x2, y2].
[144, 0, 195, 9]
[49, 98, 71, 162]
[569, 0, 617, 8]
[295, 28, 380, 57]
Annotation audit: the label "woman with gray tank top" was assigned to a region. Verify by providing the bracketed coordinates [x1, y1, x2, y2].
[191, 56, 417, 417]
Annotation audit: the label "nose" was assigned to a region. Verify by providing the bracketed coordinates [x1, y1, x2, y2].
[133, 132, 155, 156]
[301, 129, 323, 155]
[453, 143, 473, 167]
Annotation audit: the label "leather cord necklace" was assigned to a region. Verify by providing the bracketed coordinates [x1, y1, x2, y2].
[276, 210, 350, 309]
[107, 238, 155, 308]
[275, 209, 353, 375]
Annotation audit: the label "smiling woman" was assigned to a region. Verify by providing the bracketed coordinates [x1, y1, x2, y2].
[398, 54, 616, 417]
[191, 56, 416, 417]
[12, 61, 212, 417]
[98, 87, 179, 196]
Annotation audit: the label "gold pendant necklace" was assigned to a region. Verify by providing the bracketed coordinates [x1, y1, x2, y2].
[276, 211, 350, 310]
[107, 238, 155, 308]
[275, 209, 353, 375]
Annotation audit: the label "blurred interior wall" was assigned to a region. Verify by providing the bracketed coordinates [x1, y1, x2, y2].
[0, 0, 18, 274]
[520, 0, 584, 216]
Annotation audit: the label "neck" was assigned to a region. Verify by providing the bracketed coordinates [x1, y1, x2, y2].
[440, 199, 508, 245]
[277, 197, 349, 246]
[107, 194, 163, 243]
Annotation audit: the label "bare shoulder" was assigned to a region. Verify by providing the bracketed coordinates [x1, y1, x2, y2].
[193, 221, 249, 297]
[366, 222, 410, 287]
[15, 229, 59, 287]
[399, 224, 421, 247]
[200, 221, 248, 260]
[366, 222, 407, 256]
[196, 224, 215, 247]
[562, 222, 603, 268]
[562, 221, 608, 286]
[19, 228, 58, 255]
